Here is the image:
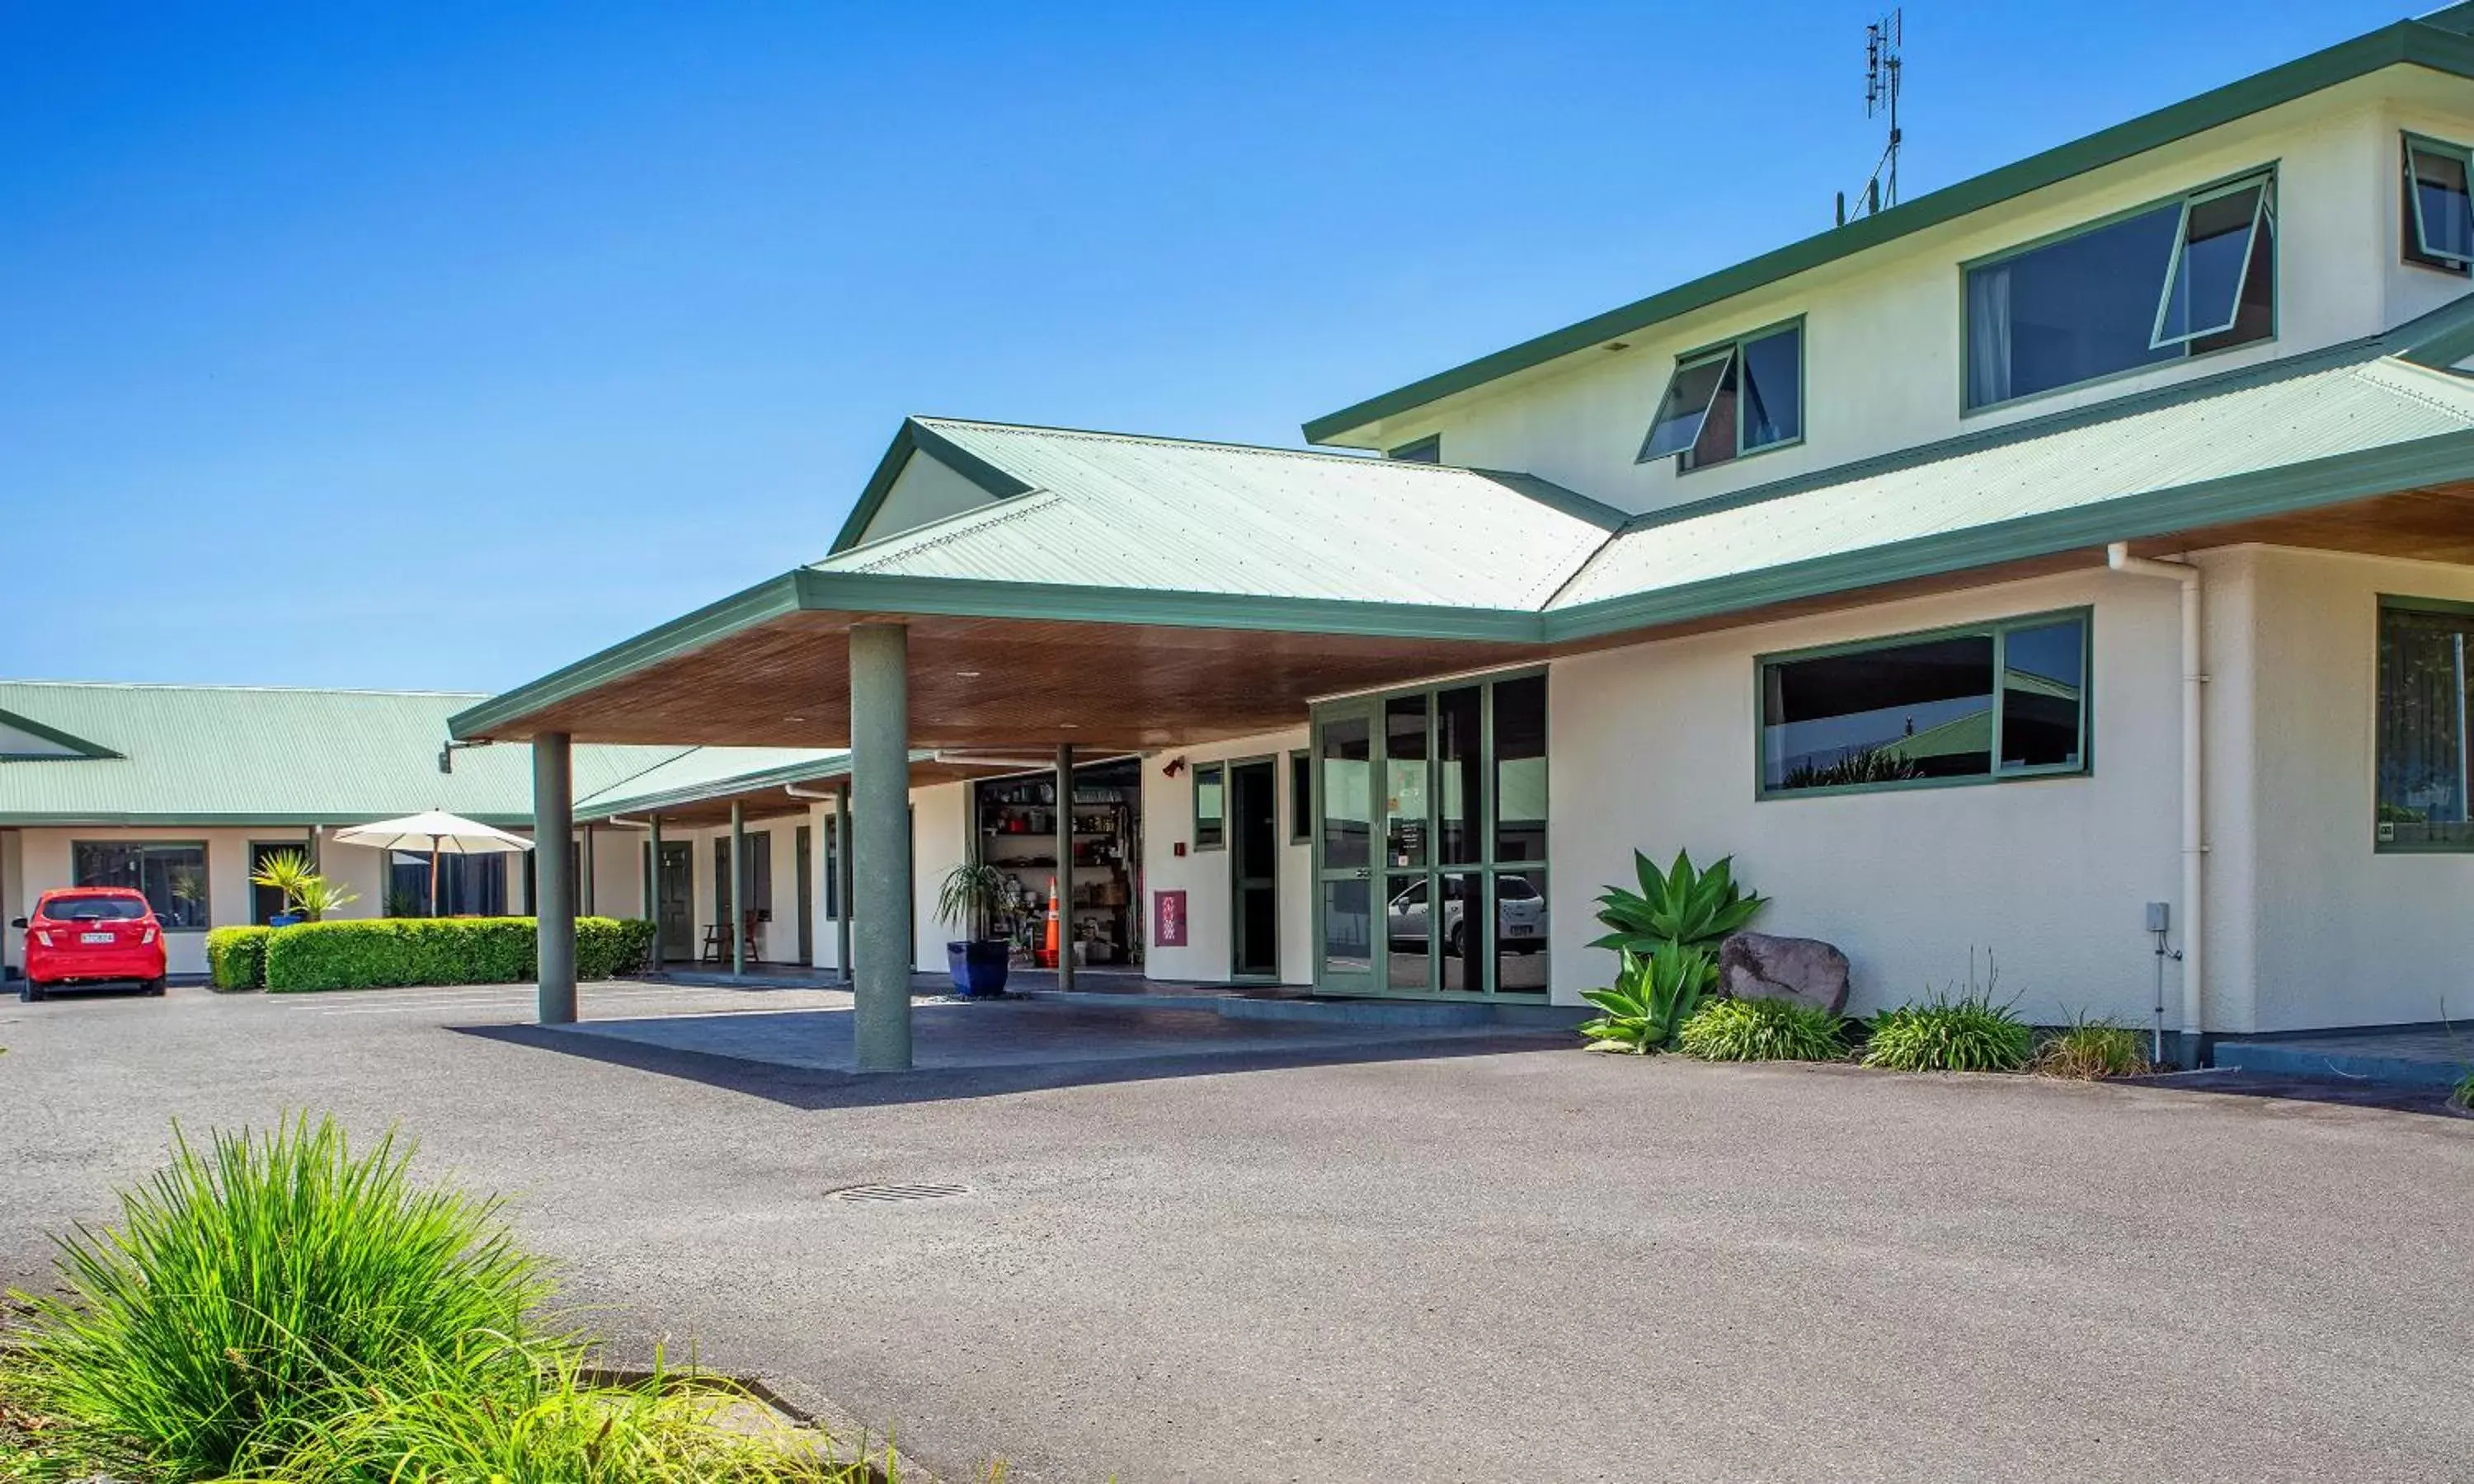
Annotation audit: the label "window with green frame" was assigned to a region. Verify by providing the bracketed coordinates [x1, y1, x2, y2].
[1192, 760, 1225, 850]
[1758, 612, 2090, 797]
[2376, 598, 2474, 852]
[2403, 134, 2474, 275]
[1964, 171, 2274, 411]
[1637, 320, 1803, 471]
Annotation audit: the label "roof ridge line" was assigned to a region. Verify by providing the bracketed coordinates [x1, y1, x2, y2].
[845, 489, 1064, 570]
[921, 414, 1473, 469]
[824, 486, 1064, 571]
[2349, 355, 2474, 423]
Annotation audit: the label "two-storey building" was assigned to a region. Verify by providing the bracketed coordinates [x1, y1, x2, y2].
[462, 3, 2474, 1067]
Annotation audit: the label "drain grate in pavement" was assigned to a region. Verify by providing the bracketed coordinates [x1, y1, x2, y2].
[827, 1181, 971, 1205]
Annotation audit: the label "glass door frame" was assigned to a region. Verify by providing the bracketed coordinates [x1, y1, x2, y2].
[1310, 702, 1380, 996]
[1309, 665, 1549, 1000]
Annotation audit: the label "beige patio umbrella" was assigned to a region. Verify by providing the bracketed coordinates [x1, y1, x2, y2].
[328, 809, 534, 917]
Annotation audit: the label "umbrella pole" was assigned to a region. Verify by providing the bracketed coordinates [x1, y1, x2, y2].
[429, 839, 440, 918]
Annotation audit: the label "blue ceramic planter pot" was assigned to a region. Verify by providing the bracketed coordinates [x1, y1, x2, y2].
[946, 940, 1011, 997]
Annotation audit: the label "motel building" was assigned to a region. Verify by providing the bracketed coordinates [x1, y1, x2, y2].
[445, 5, 2474, 1071]
[13, 7, 2474, 1077]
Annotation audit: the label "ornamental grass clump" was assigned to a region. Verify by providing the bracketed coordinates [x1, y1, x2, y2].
[1677, 995, 1848, 1063]
[2032, 1015, 2152, 1079]
[12, 1114, 553, 1479]
[1861, 993, 2034, 1073]
[261, 1346, 882, 1484]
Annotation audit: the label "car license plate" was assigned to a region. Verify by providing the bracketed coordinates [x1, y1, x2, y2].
[1505, 923, 1531, 937]
[79, 931, 114, 944]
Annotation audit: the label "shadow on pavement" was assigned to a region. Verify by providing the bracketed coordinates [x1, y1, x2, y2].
[459, 1009, 1566, 1111]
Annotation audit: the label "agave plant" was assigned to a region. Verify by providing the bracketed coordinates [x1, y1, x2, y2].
[1578, 943, 1716, 1054]
[1591, 848, 1767, 959]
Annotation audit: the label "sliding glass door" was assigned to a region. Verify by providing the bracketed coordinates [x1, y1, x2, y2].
[1310, 670, 1549, 998]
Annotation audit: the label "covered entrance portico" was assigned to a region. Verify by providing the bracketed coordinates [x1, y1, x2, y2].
[467, 589, 1549, 1071]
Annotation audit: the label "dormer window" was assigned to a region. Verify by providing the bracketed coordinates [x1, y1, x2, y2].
[1636, 321, 1803, 471]
[2404, 134, 2473, 275]
[1964, 171, 2274, 412]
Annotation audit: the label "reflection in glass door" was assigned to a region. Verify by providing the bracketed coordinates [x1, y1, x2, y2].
[1311, 670, 1550, 998]
[1382, 693, 1432, 990]
[1315, 706, 1376, 993]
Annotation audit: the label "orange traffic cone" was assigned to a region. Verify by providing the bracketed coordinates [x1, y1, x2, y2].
[1039, 876, 1061, 969]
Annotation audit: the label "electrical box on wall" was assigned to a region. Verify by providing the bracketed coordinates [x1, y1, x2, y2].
[2146, 901, 2171, 934]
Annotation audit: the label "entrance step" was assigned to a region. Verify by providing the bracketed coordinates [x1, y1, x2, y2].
[1023, 987, 1586, 1031]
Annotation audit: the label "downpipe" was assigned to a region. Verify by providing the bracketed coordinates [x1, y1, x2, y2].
[2107, 542, 2205, 1064]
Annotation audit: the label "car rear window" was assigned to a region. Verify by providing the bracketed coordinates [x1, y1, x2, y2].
[41, 895, 148, 922]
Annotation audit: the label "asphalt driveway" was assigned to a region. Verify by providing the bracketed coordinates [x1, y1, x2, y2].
[2, 981, 2469, 1483]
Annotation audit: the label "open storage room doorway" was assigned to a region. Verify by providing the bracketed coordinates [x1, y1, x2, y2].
[973, 756, 1144, 972]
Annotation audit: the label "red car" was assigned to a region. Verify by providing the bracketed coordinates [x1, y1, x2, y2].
[14, 887, 168, 1001]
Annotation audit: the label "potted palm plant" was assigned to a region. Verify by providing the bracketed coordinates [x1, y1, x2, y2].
[938, 862, 1015, 998]
[249, 849, 360, 927]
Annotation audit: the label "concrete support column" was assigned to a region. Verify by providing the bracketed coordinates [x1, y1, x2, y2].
[849, 623, 914, 1071]
[1055, 743, 1075, 993]
[835, 783, 854, 987]
[647, 814, 665, 969]
[534, 730, 576, 1025]
[729, 800, 748, 976]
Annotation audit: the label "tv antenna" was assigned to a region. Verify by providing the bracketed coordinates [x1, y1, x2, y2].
[1837, 9, 1903, 225]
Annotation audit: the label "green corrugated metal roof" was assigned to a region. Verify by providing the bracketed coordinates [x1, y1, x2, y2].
[571, 745, 853, 819]
[1547, 355, 2474, 610]
[0, 683, 687, 825]
[1302, 7, 2474, 445]
[816, 418, 1624, 611]
[453, 350, 2474, 741]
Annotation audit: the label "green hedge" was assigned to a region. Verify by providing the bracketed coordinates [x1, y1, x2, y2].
[263, 917, 656, 993]
[205, 927, 274, 991]
[576, 917, 657, 981]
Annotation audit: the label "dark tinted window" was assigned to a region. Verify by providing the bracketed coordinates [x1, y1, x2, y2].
[72, 843, 208, 928]
[1965, 178, 2273, 410]
[1493, 676, 1548, 862]
[2406, 139, 2474, 274]
[2000, 620, 2087, 771]
[2377, 603, 2474, 850]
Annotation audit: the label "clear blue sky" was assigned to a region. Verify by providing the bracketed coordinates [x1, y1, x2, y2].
[0, 1, 2411, 695]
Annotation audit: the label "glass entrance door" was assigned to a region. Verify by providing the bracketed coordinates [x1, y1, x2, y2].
[1310, 671, 1551, 998]
[1312, 704, 1377, 994]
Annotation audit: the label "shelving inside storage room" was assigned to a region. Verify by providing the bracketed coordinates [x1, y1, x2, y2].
[973, 756, 1143, 968]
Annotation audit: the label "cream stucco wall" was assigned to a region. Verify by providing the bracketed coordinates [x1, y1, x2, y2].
[1360, 76, 2474, 517]
[1548, 567, 2193, 1028]
[1140, 729, 1314, 985]
[7, 826, 316, 977]
[2226, 545, 2474, 1032]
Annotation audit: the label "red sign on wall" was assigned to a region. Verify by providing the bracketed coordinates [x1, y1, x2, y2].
[1153, 890, 1188, 948]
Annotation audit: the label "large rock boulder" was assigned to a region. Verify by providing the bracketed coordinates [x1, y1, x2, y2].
[1717, 932, 1850, 1016]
